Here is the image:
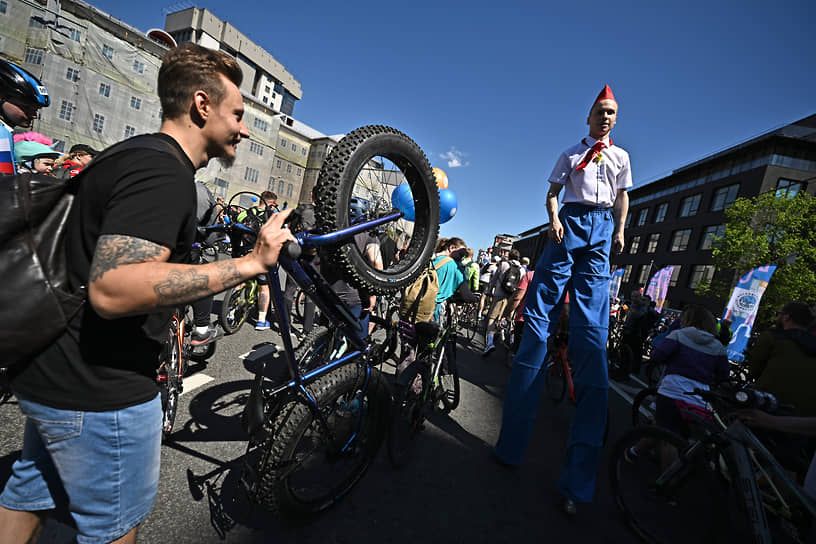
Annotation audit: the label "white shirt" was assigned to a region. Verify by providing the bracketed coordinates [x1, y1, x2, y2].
[548, 136, 632, 208]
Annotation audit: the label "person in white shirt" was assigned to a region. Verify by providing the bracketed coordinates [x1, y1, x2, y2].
[494, 85, 632, 516]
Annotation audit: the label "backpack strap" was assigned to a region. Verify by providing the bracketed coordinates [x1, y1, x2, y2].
[433, 256, 453, 270]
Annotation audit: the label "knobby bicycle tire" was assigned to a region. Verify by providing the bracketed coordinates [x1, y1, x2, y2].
[314, 125, 439, 295]
[609, 425, 735, 544]
[294, 288, 306, 321]
[219, 283, 253, 334]
[253, 365, 390, 515]
[387, 364, 427, 468]
[159, 316, 185, 440]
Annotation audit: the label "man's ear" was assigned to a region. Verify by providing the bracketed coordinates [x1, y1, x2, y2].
[192, 90, 211, 122]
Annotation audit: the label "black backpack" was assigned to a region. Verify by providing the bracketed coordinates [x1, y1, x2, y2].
[0, 135, 186, 372]
[501, 261, 523, 294]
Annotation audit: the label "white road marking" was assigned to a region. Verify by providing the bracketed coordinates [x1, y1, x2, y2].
[181, 373, 214, 395]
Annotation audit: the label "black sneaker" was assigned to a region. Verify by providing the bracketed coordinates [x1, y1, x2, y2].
[191, 327, 218, 346]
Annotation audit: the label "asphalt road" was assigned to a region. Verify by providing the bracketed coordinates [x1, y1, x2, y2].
[0, 308, 651, 544]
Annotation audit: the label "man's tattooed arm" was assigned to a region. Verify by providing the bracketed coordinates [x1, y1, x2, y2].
[89, 235, 166, 283]
[88, 234, 251, 317]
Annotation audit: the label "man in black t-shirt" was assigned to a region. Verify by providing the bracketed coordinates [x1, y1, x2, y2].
[0, 44, 295, 544]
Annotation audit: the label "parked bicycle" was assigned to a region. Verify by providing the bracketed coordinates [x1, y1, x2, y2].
[610, 383, 816, 543]
[387, 303, 462, 468]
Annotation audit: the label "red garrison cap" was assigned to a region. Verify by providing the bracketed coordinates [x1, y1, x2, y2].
[594, 85, 616, 104]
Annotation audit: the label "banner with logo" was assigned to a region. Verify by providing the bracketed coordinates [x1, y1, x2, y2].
[609, 268, 625, 301]
[723, 265, 777, 362]
[645, 266, 674, 313]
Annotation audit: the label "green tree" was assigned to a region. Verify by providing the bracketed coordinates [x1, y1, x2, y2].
[698, 190, 816, 330]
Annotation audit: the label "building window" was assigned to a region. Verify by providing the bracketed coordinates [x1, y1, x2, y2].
[92, 113, 105, 134]
[776, 179, 802, 199]
[65, 67, 80, 82]
[99, 83, 110, 97]
[654, 202, 668, 223]
[287, 164, 292, 173]
[214, 177, 228, 197]
[132, 60, 145, 74]
[689, 265, 716, 289]
[278, 180, 285, 193]
[124, 125, 135, 138]
[291, 143, 297, 152]
[621, 264, 633, 283]
[244, 167, 259, 183]
[29, 16, 45, 29]
[276, 159, 282, 169]
[296, 168, 302, 176]
[264, 85, 271, 93]
[646, 233, 660, 253]
[669, 266, 682, 287]
[710, 183, 739, 211]
[628, 235, 641, 254]
[287, 183, 293, 197]
[253, 118, 268, 132]
[52, 139, 66, 152]
[23, 48, 44, 64]
[636, 264, 651, 286]
[67, 28, 81, 41]
[130, 96, 141, 110]
[636, 208, 649, 226]
[249, 142, 264, 156]
[301, 147, 307, 156]
[262, 96, 268, 104]
[670, 228, 692, 252]
[0, 1, 8, 14]
[679, 193, 702, 217]
[58, 100, 74, 121]
[102, 44, 114, 59]
[700, 225, 726, 250]
[280, 138, 287, 147]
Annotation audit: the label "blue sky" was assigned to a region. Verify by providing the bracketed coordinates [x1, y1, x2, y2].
[92, 0, 815, 251]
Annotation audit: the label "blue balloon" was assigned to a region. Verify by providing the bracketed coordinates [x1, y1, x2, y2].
[439, 188, 458, 224]
[390, 183, 415, 222]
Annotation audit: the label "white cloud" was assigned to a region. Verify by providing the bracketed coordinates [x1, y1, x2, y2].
[440, 147, 469, 168]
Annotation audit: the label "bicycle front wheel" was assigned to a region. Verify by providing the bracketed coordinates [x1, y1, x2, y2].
[253, 365, 390, 515]
[314, 125, 440, 295]
[219, 283, 252, 334]
[610, 425, 732, 543]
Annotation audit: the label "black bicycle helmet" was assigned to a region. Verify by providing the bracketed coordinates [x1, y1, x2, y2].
[0, 59, 50, 109]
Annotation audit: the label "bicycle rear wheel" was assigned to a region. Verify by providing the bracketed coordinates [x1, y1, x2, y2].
[388, 364, 427, 468]
[610, 425, 732, 543]
[314, 125, 439, 295]
[159, 316, 184, 440]
[253, 365, 390, 515]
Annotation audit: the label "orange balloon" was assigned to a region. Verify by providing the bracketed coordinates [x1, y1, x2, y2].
[432, 167, 448, 189]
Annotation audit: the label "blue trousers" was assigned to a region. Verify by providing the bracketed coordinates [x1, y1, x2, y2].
[494, 204, 612, 502]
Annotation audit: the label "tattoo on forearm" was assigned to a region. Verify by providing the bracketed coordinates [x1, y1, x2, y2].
[216, 260, 242, 287]
[90, 235, 165, 282]
[154, 269, 213, 306]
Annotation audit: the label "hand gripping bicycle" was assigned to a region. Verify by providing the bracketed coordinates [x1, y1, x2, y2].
[209, 126, 440, 516]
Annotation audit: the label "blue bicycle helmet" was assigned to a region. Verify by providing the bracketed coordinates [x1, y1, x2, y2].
[0, 59, 50, 109]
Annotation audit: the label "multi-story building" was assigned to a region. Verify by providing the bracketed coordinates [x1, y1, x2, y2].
[513, 113, 816, 312]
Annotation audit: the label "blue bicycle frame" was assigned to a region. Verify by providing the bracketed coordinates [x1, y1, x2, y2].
[209, 209, 402, 449]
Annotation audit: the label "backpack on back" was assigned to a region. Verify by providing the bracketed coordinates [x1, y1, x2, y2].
[399, 256, 452, 323]
[0, 135, 187, 372]
[501, 261, 523, 294]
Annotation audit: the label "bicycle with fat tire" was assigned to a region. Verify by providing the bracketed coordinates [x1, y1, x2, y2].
[209, 125, 440, 516]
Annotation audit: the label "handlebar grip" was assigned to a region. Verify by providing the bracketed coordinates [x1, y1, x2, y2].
[282, 240, 301, 260]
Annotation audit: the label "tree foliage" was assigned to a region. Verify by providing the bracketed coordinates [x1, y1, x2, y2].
[700, 190, 816, 330]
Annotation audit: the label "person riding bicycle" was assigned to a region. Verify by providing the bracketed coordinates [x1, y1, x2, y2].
[0, 59, 50, 174]
[238, 191, 280, 331]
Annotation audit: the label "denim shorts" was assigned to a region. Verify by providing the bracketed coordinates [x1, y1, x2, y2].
[0, 393, 162, 544]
